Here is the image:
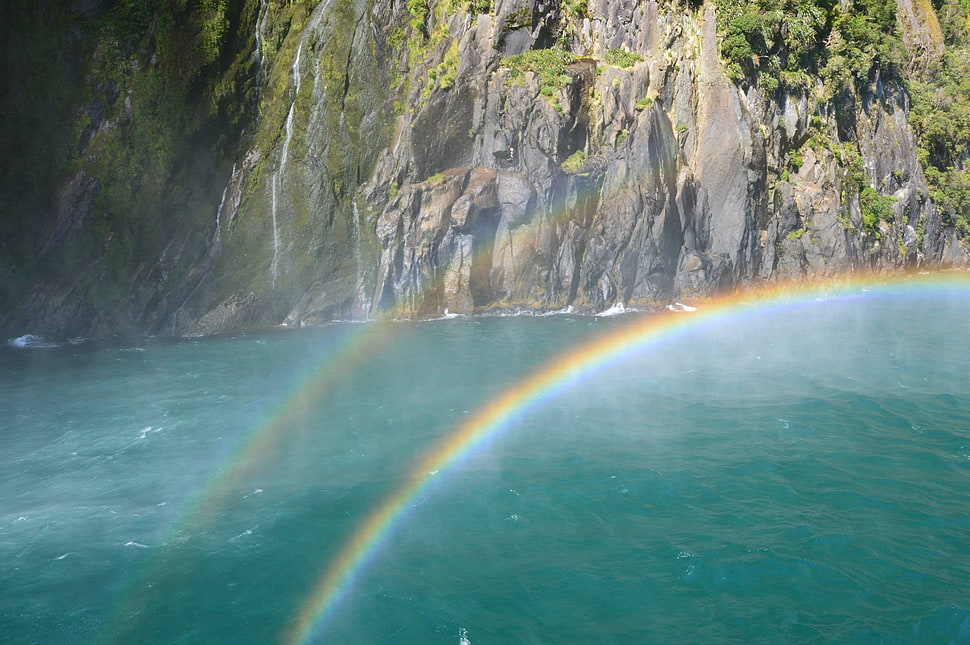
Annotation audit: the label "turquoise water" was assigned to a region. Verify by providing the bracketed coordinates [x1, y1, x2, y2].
[2, 289, 970, 644]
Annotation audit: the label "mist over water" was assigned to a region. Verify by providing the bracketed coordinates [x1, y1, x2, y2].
[2, 289, 969, 644]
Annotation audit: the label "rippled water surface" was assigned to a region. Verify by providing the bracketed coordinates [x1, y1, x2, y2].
[2, 285, 969, 644]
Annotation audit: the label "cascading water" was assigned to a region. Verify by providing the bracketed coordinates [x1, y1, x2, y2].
[262, 0, 337, 295]
[352, 200, 371, 314]
[270, 173, 281, 285]
[268, 43, 302, 288]
[212, 163, 234, 254]
[254, 0, 270, 80]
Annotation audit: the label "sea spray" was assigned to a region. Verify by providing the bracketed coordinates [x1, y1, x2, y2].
[4, 278, 970, 645]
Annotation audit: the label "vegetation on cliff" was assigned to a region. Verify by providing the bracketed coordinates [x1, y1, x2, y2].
[1, 0, 969, 336]
[715, 0, 969, 240]
[908, 0, 970, 237]
[1, 0, 259, 329]
[717, 0, 902, 93]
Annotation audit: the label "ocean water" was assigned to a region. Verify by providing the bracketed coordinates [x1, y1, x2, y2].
[2, 285, 970, 645]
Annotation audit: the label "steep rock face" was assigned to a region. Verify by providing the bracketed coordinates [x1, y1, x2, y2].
[354, 0, 965, 320]
[362, 2, 755, 318]
[0, 0, 265, 337]
[1, 0, 967, 338]
[179, 0, 393, 334]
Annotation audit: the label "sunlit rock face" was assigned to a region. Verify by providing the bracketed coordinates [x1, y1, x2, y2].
[1, 0, 967, 337]
[351, 0, 956, 320]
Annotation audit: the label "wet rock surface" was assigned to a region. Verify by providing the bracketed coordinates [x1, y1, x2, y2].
[1, 0, 967, 338]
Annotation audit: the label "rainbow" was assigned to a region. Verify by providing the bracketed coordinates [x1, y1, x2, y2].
[100, 318, 400, 641]
[283, 270, 970, 645]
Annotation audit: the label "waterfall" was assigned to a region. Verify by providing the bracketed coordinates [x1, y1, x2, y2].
[279, 51, 300, 172]
[270, 173, 281, 285]
[265, 0, 335, 289]
[254, 0, 269, 78]
[213, 163, 235, 252]
[291, 42, 303, 96]
[268, 42, 302, 288]
[352, 200, 363, 307]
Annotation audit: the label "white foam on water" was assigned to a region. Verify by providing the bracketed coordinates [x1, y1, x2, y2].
[6, 334, 58, 349]
[124, 541, 149, 549]
[229, 528, 254, 543]
[666, 302, 697, 312]
[540, 305, 575, 316]
[459, 627, 471, 645]
[137, 426, 161, 440]
[595, 302, 627, 317]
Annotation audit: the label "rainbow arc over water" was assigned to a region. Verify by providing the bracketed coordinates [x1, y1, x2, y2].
[284, 270, 970, 645]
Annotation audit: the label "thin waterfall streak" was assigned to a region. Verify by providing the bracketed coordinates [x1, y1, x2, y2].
[265, 0, 339, 292]
[292, 44, 303, 96]
[272, 43, 301, 288]
[271, 173, 280, 285]
[254, 0, 269, 77]
[352, 201, 365, 312]
[214, 163, 235, 251]
[214, 187, 227, 248]
[281, 103, 296, 171]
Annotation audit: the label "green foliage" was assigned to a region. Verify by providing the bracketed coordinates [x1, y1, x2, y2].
[421, 39, 461, 102]
[834, 143, 896, 235]
[503, 47, 576, 98]
[859, 186, 896, 233]
[603, 48, 644, 69]
[786, 227, 806, 239]
[820, 0, 903, 94]
[1, 0, 256, 308]
[387, 26, 407, 50]
[635, 91, 656, 110]
[556, 0, 588, 45]
[504, 5, 533, 30]
[715, 0, 901, 94]
[908, 0, 970, 238]
[562, 0, 589, 19]
[441, 0, 492, 13]
[926, 166, 970, 236]
[439, 40, 461, 89]
[407, 0, 430, 36]
[561, 149, 588, 173]
[198, 0, 229, 64]
[897, 236, 909, 256]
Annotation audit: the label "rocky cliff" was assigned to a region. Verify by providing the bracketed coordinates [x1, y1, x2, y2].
[1, 0, 968, 338]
